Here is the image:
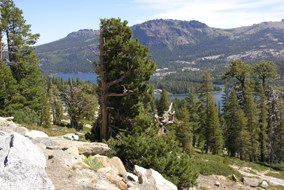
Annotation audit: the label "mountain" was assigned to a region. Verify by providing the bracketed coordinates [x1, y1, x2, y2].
[35, 19, 284, 73]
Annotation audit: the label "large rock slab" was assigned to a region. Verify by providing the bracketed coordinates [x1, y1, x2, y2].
[134, 165, 177, 190]
[242, 177, 262, 187]
[48, 137, 110, 156]
[25, 130, 49, 139]
[0, 131, 54, 190]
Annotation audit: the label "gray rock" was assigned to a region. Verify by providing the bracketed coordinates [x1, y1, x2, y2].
[134, 165, 177, 190]
[0, 132, 54, 190]
[25, 130, 49, 139]
[260, 180, 269, 189]
[242, 177, 262, 187]
[215, 181, 221, 187]
[0, 117, 17, 133]
[63, 133, 80, 141]
[36, 137, 60, 147]
[15, 126, 29, 136]
[150, 168, 178, 190]
[232, 174, 238, 182]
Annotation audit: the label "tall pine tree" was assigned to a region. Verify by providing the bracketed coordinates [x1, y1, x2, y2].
[96, 18, 156, 141]
[200, 72, 223, 154]
[1, 0, 46, 124]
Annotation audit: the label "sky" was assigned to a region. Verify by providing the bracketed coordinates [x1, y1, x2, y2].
[14, 0, 284, 45]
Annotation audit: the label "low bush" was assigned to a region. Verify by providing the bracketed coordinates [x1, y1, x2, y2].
[108, 128, 199, 189]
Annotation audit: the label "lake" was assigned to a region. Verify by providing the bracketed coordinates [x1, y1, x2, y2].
[52, 72, 224, 107]
[51, 72, 97, 84]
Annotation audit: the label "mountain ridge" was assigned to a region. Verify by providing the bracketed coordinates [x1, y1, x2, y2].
[36, 19, 284, 73]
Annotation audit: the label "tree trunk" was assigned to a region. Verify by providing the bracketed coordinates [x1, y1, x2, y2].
[0, 31, 2, 61]
[99, 31, 108, 141]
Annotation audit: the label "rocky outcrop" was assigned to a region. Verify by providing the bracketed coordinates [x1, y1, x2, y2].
[0, 131, 54, 190]
[0, 117, 178, 190]
[134, 165, 177, 190]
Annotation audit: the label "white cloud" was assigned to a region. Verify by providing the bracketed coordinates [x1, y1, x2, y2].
[132, 0, 284, 28]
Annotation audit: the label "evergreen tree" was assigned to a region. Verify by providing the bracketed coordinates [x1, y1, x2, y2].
[223, 90, 248, 158]
[96, 18, 156, 140]
[157, 89, 170, 116]
[253, 61, 279, 90]
[48, 83, 63, 125]
[185, 91, 202, 147]
[175, 103, 193, 154]
[244, 85, 260, 161]
[200, 72, 223, 154]
[62, 80, 97, 131]
[222, 60, 251, 107]
[0, 0, 44, 122]
[257, 84, 269, 162]
[207, 93, 223, 154]
[267, 89, 284, 163]
[40, 93, 51, 128]
[0, 62, 20, 116]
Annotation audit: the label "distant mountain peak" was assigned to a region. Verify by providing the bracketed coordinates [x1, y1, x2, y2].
[137, 19, 208, 29]
[67, 29, 98, 39]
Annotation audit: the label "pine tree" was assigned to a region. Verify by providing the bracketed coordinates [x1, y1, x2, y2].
[0, 62, 21, 116]
[244, 85, 260, 161]
[185, 91, 202, 147]
[96, 18, 156, 140]
[222, 60, 251, 107]
[175, 103, 193, 154]
[253, 61, 279, 91]
[223, 90, 248, 158]
[200, 72, 223, 154]
[207, 93, 223, 154]
[48, 83, 63, 125]
[40, 93, 51, 128]
[157, 89, 170, 116]
[1, 0, 44, 122]
[257, 84, 269, 162]
[62, 80, 97, 131]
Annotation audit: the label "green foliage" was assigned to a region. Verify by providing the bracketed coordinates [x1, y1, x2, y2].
[82, 155, 102, 171]
[199, 72, 223, 154]
[61, 79, 98, 130]
[194, 154, 242, 177]
[13, 107, 40, 125]
[156, 89, 170, 116]
[108, 127, 199, 188]
[0, 0, 45, 124]
[253, 61, 279, 89]
[174, 103, 193, 154]
[243, 85, 260, 161]
[223, 90, 248, 157]
[96, 18, 156, 140]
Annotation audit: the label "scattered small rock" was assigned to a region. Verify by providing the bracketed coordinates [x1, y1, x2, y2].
[260, 180, 269, 189]
[215, 181, 221, 187]
[63, 133, 80, 141]
[232, 174, 238, 182]
[242, 177, 262, 187]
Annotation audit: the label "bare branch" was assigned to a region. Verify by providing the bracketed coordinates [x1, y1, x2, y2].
[107, 70, 132, 87]
[107, 91, 133, 97]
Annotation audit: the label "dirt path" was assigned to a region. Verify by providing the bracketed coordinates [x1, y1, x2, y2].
[238, 170, 284, 186]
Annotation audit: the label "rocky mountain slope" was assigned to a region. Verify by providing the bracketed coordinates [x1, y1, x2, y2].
[36, 19, 284, 73]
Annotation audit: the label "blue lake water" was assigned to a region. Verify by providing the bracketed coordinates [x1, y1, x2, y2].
[52, 72, 97, 84]
[52, 72, 224, 107]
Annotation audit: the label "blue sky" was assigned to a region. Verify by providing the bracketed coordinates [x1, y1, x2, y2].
[14, 0, 284, 45]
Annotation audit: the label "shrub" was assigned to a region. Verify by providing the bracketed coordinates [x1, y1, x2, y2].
[108, 128, 199, 189]
[82, 155, 102, 171]
[13, 107, 40, 125]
